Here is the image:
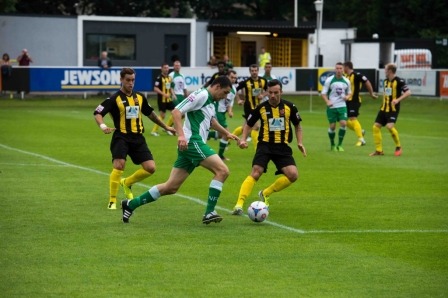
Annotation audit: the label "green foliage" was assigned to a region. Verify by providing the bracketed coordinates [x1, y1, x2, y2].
[0, 95, 447, 297]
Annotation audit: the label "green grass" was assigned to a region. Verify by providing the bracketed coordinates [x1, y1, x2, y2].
[0, 94, 447, 297]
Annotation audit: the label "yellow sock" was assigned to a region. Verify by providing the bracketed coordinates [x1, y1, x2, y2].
[125, 168, 152, 186]
[235, 176, 256, 208]
[232, 126, 243, 136]
[251, 129, 259, 149]
[389, 127, 401, 147]
[264, 175, 292, 196]
[346, 119, 354, 131]
[352, 119, 363, 139]
[109, 168, 123, 203]
[372, 125, 382, 152]
[166, 115, 174, 127]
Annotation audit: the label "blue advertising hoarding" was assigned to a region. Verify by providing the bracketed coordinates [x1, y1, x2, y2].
[29, 67, 153, 92]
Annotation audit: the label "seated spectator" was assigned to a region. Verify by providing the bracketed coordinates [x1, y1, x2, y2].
[17, 49, 33, 66]
[207, 55, 218, 68]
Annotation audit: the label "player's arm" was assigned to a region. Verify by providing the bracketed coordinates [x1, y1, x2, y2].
[94, 113, 115, 134]
[172, 108, 187, 150]
[365, 80, 378, 99]
[295, 122, 307, 157]
[211, 117, 239, 142]
[392, 88, 411, 106]
[148, 111, 175, 133]
[154, 86, 169, 99]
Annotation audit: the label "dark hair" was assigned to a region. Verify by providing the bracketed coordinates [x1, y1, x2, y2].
[267, 79, 282, 90]
[228, 69, 237, 76]
[336, 62, 344, 67]
[2, 53, 9, 61]
[249, 64, 259, 70]
[120, 67, 135, 78]
[211, 75, 232, 88]
[161, 62, 169, 68]
[343, 61, 353, 69]
[217, 61, 225, 66]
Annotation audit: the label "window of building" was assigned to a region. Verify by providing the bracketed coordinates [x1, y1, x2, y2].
[85, 34, 136, 60]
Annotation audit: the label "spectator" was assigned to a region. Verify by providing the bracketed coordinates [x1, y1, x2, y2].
[1, 53, 12, 78]
[223, 54, 233, 71]
[207, 55, 218, 68]
[17, 49, 33, 66]
[258, 47, 271, 68]
[98, 51, 112, 69]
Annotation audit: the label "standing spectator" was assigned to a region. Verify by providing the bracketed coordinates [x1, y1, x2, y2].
[223, 54, 233, 72]
[93, 67, 176, 210]
[370, 63, 411, 157]
[1, 53, 12, 78]
[258, 47, 271, 68]
[121, 76, 239, 224]
[321, 62, 351, 152]
[231, 79, 306, 215]
[169, 60, 189, 106]
[98, 51, 112, 69]
[151, 62, 175, 137]
[17, 49, 33, 66]
[343, 61, 378, 146]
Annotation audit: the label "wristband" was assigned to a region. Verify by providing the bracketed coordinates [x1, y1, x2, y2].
[100, 123, 107, 130]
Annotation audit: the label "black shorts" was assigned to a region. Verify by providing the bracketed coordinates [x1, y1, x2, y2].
[347, 101, 361, 117]
[252, 142, 296, 175]
[157, 98, 175, 113]
[110, 131, 153, 165]
[374, 110, 399, 126]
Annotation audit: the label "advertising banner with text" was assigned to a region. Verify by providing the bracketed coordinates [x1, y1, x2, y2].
[378, 70, 436, 96]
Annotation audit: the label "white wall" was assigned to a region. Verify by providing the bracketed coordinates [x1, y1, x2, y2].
[351, 43, 380, 68]
[308, 28, 356, 67]
[0, 15, 78, 66]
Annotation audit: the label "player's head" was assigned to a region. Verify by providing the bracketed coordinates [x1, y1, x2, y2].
[249, 64, 259, 79]
[343, 61, 353, 70]
[227, 69, 237, 84]
[264, 63, 272, 72]
[210, 75, 232, 100]
[120, 68, 136, 93]
[335, 62, 344, 77]
[267, 79, 283, 105]
[173, 60, 181, 72]
[385, 63, 397, 74]
[217, 61, 226, 73]
[161, 62, 170, 75]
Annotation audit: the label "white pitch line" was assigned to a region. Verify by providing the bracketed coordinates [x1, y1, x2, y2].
[1, 143, 447, 235]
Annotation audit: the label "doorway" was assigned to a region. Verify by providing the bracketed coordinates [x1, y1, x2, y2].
[241, 41, 257, 67]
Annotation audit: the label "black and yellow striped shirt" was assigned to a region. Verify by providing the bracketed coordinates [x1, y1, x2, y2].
[381, 76, 409, 112]
[246, 99, 301, 144]
[345, 71, 369, 103]
[154, 74, 172, 103]
[237, 77, 268, 110]
[94, 90, 154, 134]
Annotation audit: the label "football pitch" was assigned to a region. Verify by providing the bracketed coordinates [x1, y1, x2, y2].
[0, 94, 447, 297]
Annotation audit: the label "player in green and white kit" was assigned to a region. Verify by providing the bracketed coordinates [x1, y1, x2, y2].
[321, 62, 351, 152]
[169, 60, 188, 105]
[213, 70, 237, 160]
[121, 76, 239, 224]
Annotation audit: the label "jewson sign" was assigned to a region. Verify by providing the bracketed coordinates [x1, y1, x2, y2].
[29, 67, 153, 92]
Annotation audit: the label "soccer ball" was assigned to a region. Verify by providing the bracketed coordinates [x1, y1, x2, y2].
[247, 201, 269, 223]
